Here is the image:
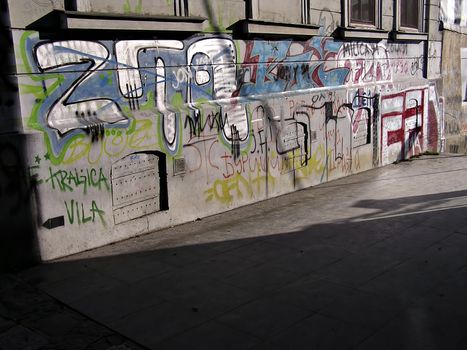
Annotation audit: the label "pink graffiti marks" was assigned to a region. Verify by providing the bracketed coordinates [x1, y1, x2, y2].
[381, 88, 425, 165]
[238, 38, 349, 95]
[337, 42, 391, 85]
[427, 100, 439, 151]
[215, 116, 305, 181]
[427, 85, 440, 152]
[388, 43, 426, 80]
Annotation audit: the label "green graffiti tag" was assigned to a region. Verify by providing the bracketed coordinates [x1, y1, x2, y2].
[19, 32, 161, 166]
[65, 200, 106, 226]
[124, 0, 143, 14]
[45, 167, 110, 194]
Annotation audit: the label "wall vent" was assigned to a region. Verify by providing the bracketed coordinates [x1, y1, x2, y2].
[173, 158, 186, 175]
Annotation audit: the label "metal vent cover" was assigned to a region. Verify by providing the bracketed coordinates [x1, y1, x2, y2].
[111, 153, 160, 224]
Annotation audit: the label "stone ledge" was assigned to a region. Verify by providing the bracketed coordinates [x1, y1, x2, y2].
[333, 26, 389, 41]
[231, 19, 319, 39]
[27, 10, 206, 32]
[390, 30, 429, 42]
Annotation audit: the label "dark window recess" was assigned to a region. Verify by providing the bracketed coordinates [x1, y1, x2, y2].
[174, 0, 189, 16]
[158, 153, 169, 211]
[454, 0, 463, 24]
[400, 0, 419, 28]
[350, 0, 376, 25]
[64, 0, 77, 11]
[301, 0, 310, 24]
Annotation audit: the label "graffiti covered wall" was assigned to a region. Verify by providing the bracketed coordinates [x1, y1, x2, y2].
[6, 29, 441, 260]
[462, 48, 467, 105]
[440, 30, 467, 154]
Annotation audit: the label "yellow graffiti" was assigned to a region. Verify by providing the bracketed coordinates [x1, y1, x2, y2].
[205, 169, 276, 205]
[61, 135, 92, 165]
[124, 0, 143, 14]
[59, 119, 158, 165]
[295, 144, 327, 180]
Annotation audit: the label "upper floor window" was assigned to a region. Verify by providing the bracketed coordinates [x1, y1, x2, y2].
[400, 0, 420, 29]
[336, 0, 387, 40]
[65, 0, 189, 16]
[350, 0, 377, 26]
[246, 0, 311, 24]
[301, 0, 311, 24]
[174, 0, 189, 16]
[240, 0, 319, 38]
[389, 0, 427, 41]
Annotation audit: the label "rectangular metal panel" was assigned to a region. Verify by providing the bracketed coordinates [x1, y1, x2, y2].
[113, 197, 160, 225]
[112, 153, 158, 179]
[112, 169, 160, 208]
[111, 153, 161, 224]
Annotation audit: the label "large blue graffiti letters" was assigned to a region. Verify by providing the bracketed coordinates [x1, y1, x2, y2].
[238, 38, 349, 96]
[187, 38, 249, 143]
[114, 40, 184, 100]
[115, 40, 184, 154]
[35, 41, 128, 135]
[29, 36, 359, 160]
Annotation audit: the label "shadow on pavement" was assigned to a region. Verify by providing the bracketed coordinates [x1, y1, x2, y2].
[352, 189, 467, 220]
[16, 192, 467, 349]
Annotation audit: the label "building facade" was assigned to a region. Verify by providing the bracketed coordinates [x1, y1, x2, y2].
[439, 0, 467, 153]
[0, 0, 448, 265]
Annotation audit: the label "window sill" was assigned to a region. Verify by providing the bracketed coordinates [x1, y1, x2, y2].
[27, 10, 206, 32]
[230, 19, 319, 39]
[390, 30, 428, 42]
[333, 26, 389, 41]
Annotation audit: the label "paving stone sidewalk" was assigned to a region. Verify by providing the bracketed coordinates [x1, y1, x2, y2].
[0, 274, 147, 350]
[3, 154, 467, 349]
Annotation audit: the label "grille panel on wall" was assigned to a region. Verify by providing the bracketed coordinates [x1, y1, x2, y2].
[111, 153, 161, 224]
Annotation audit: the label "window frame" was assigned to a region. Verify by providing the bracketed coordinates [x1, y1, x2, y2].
[346, 0, 381, 28]
[335, 0, 388, 40]
[389, 0, 428, 42]
[247, 0, 311, 24]
[348, 0, 380, 28]
[301, 0, 311, 24]
[396, 0, 425, 32]
[238, 0, 319, 38]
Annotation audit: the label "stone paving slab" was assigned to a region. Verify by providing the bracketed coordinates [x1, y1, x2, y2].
[0, 274, 147, 350]
[3, 154, 467, 349]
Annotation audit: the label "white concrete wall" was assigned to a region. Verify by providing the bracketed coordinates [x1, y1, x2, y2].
[0, 0, 444, 261]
